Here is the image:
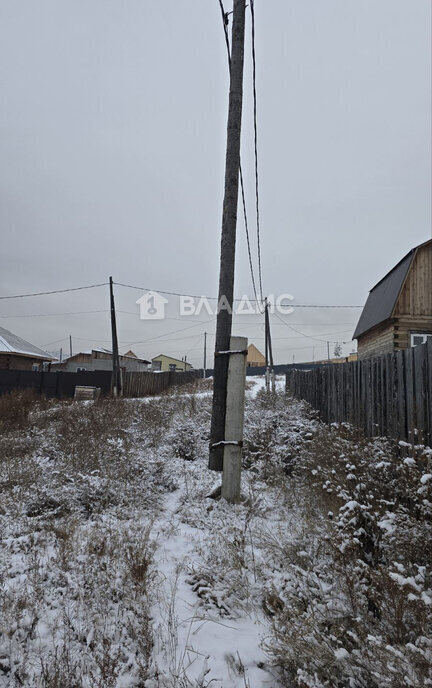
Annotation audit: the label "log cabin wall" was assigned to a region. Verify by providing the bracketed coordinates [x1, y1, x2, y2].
[0, 354, 42, 370]
[357, 321, 394, 359]
[393, 242, 432, 349]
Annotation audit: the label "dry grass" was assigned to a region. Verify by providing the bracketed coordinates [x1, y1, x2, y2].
[258, 406, 432, 688]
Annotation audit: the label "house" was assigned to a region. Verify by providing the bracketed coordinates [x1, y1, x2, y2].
[353, 239, 432, 359]
[152, 354, 193, 372]
[247, 344, 266, 367]
[0, 326, 56, 371]
[52, 348, 151, 373]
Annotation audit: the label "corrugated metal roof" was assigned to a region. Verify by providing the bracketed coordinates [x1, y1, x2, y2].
[353, 247, 418, 339]
[0, 326, 57, 360]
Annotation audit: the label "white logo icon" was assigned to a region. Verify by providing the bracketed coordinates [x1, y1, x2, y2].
[136, 291, 168, 320]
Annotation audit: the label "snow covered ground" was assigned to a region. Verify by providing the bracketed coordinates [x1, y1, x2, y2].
[0, 378, 431, 687]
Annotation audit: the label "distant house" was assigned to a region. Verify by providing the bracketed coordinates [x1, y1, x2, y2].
[52, 348, 151, 373]
[0, 326, 56, 371]
[152, 354, 193, 372]
[247, 344, 266, 367]
[354, 239, 432, 359]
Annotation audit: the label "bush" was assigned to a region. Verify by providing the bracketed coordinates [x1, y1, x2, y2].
[265, 419, 432, 688]
[0, 388, 47, 429]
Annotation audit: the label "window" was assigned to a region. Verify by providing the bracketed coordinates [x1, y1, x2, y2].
[76, 367, 86, 372]
[32, 363, 39, 371]
[169, 363, 177, 372]
[411, 333, 432, 347]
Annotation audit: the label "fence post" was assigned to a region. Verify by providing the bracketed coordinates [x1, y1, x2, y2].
[221, 336, 248, 503]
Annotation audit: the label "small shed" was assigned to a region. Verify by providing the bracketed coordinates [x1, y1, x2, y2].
[0, 326, 56, 371]
[353, 239, 432, 359]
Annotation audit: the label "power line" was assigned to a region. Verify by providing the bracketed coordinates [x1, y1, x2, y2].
[0, 310, 108, 318]
[0, 283, 108, 300]
[42, 336, 71, 347]
[273, 310, 353, 344]
[124, 319, 214, 346]
[0, 278, 362, 308]
[114, 282, 362, 307]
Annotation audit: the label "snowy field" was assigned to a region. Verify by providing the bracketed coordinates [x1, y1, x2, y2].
[0, 378, 431, 687]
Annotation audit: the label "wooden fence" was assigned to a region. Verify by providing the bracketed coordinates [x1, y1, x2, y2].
[0, 369, 112, 398]
[0, 369, 202, 399]
[122, 370, 201, 398]
[286, 339, 432, 447]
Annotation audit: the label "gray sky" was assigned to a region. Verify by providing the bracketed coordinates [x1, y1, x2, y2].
[1, 0, 431, 365]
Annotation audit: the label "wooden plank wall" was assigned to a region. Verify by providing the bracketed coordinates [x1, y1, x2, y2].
[286, 339, 432, 447]
[122, 370, 201, 398]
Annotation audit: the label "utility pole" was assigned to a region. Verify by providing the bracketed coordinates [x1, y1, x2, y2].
[209, 0, 246, 472]
[264, 298, 270, 391]
[265, 303, 275, 392]
[69, 335, 72, 358]
[184, 355, 187, 372]
[109, 276, 121, 396]
[203, 332, 207, 378]
[327, 341, 330, 364]
[59, 347, 63, 364]
[221, 335, 248, 502]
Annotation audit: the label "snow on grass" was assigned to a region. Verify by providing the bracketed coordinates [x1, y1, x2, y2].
[0, 382, 431, 687]
[148, 466, 285, 687]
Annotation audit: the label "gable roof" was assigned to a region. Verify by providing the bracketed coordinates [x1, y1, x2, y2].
[353, 239, 431, 339]
[59, 348, 151, 364]
[247, 344, 265, 360]
[0, 326, 56, 361]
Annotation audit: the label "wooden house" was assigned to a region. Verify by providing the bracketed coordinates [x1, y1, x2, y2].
[52, 348, 151, 373]
[0, 326, 56, 370]
[247, 344, 266, 367]
[151, 354, 193, 372]
[353, 239, 432, 359]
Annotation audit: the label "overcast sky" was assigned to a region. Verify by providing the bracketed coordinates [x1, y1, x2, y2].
[0, 0, 430, 365]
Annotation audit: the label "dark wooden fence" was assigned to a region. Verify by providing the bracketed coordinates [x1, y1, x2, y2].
[0, 369, 112, 398]
[122, 370, 201, 397]
[0, 368, 202, 399]
[286, 340, 432, 447]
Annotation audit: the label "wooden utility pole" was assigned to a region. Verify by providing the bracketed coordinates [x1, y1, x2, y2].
[109, 276, 121, 396]
[265, 304, 275, 392]
[264, 298, 270, 391]
[69, 335, 73, 358]
[209, 0, 246, 471]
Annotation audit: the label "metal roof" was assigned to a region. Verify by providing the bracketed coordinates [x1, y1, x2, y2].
[152, 353, 193, 366]
[353, 242, 428, 339]
[0, 326, 57, 361]
[58, 348, 151, 365]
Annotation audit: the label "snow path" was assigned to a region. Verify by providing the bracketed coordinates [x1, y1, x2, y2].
[149, 486, 280, 687]
[247, 375, 285, 399]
